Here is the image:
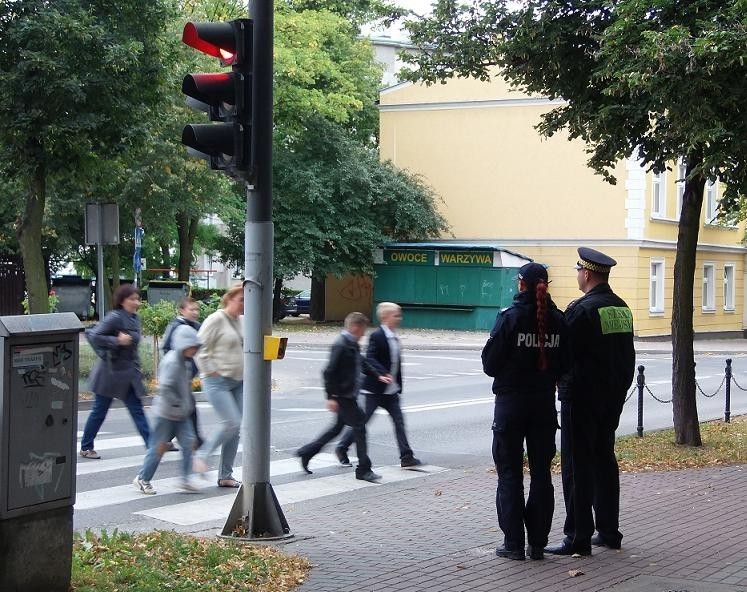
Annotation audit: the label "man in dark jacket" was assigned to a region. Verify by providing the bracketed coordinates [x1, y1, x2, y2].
[335, 302, 423, 468]
[296, 312, 392, 482]
[547, 247, 635, 556]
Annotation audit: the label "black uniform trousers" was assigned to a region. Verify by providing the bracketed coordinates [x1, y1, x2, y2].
[337, 393, 413, 460]
[297, 398, 372, 476]
[560, 397, 624, 549]
[492, 394, 557, 551]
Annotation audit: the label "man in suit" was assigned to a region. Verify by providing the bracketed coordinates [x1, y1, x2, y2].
[296, 312, 390, 482]
[336, 302, 423, 468]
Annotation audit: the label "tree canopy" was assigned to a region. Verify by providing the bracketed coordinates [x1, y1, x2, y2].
[402, 0, 747, 445]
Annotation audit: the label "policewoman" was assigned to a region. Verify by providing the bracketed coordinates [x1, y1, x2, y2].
[482, 262, 572, 561]
[547, 247, 635, 556]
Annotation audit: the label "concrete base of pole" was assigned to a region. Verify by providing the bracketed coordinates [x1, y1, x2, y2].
[0, 506, 73, 592]
[220, 481, 293, 541]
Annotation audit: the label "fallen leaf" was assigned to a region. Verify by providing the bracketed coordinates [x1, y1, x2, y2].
[434, 490, 442, 496]
[568, 569, 584, 577]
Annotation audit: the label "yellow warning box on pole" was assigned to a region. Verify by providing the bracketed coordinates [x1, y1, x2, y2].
[263, 335, 288, 360]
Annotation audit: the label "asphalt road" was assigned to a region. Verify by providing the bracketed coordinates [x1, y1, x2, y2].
[73, 348, 747, 532]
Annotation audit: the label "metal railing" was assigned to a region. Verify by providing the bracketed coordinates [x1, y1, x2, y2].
[630, 358, 743, 437]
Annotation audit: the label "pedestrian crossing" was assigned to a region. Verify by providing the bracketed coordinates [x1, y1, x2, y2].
[74, 440, 448, 528]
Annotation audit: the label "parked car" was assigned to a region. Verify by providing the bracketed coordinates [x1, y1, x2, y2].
[288, 289, 311, 316]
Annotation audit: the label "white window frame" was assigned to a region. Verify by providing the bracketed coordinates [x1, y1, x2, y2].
[702, 263, 716, 312]
[649, 259, 665, 313]
[705, 178, 719, 223]
[651, 171, 666, 218]
[676, 158, 687, 220]
[724, 264, 736, 311]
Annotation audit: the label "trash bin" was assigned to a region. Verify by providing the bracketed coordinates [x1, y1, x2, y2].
[0, 313, 83, 592]
[146, 280, 190, 306]
[51, 276, 93, 319]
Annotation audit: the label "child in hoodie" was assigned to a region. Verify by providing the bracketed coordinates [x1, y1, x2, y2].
[134, 324, 202, 494]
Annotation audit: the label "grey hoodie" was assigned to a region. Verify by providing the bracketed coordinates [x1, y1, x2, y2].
[153, 324, 201, 421]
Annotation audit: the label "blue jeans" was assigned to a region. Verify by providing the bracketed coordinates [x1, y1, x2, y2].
[139, 417, 196, 481]
[196, 375, 243, 480]
[81, 389, 150, 451]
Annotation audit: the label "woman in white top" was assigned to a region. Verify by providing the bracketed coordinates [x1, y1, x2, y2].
[193, 284, 244, 488]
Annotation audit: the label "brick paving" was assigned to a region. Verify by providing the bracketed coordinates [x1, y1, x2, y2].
[278, 463, 747, 592]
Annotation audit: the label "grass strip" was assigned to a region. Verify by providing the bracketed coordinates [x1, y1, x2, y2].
[72, 530, 310, 592]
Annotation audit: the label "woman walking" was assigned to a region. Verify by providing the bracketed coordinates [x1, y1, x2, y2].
[481, 262, 572, 561]
[80, 284, 150, 459]
[193, 284, 244, 488]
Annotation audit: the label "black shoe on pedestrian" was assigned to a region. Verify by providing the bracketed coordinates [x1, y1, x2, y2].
[298, 454, 313, 475]
[495, 546, 525, 561]
[591, 534, 621, 550]
[526, 545, 544, 560]
[334, 448, 353, 467]
[400, 456, 423, 468]
[355, 470, 382, 483]
[545, 540, 591, 556]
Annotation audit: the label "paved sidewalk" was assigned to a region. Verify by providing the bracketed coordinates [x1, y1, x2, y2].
[269, 463, 746, 592]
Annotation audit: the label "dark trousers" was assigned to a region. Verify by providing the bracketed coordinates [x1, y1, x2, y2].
[560, 398, 624, 548]
[492, 395, 557, 551]
[81, 388, 150, 451]
[298, 398, 372, 476]
[337, 393, 413, 460]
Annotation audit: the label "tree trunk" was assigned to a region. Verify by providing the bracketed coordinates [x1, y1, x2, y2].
[671, 154, 706, 446]
[16, 162, 48, 314]
[159, 240, 171, 278]
[310, 276, 325, 321]
[272, 276, 284, 322]
[176, 211, 199, 281]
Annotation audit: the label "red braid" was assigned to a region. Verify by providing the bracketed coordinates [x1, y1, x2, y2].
[535, 281, 549, 371]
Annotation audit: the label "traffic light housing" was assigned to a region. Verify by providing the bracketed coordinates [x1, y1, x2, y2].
[181, 19, 253, 181]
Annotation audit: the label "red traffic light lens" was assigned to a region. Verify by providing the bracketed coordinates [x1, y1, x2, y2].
[183, 22, 236, 64]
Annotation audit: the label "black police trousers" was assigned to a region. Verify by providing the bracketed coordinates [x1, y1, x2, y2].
[560, 397, 624, 548]
[491, 393, 557, 551]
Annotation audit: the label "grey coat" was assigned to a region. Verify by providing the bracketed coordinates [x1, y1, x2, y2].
[153, 324, 200, 421]
[87, 309, 146, 399]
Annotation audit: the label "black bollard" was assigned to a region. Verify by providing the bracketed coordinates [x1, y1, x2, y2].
[636, 365, 645, 437]
[725, 358, 732, 424]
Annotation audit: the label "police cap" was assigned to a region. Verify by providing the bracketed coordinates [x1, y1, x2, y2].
[517, 262, 549, 286]
[575, 247, 617, 273]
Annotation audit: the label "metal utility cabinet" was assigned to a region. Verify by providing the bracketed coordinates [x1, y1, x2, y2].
[0, 313, 83, 592]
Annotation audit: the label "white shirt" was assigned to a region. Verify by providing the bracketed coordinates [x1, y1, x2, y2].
[382, 324, 400, 395]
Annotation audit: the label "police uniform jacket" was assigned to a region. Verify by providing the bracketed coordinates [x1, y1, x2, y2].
[558, 283, 635, 403]
[482, 291, 572, 395]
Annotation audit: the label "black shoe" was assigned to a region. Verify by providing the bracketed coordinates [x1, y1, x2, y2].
[545, 541, 591, 556]
[356, 470, 382, 483]
[165, 442, 179, 452]
[298, 454, 313, 474]
[335, 448, 353, 467]
[526, 545, 544, 560]
[495, 546, 525, 561]
[591, 534, 621, 550]
[401, 456, 423, 468]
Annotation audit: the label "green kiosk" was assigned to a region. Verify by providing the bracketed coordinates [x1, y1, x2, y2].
[373, 243, 532, 331]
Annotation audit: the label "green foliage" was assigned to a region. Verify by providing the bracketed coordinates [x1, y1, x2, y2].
[138, 300, 178, 337]
[198, 293, 222, 321]
[213, 119, 449, 278]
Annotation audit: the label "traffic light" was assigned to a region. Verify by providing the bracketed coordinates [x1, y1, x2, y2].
[181, 19, 253, 181]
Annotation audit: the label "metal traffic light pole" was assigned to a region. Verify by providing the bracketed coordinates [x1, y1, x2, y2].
[220, 0, 291, 540]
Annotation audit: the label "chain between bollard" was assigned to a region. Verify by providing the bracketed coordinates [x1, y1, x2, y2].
[695, 375, 725, 398]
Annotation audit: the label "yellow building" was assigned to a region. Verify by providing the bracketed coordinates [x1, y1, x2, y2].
[379, 76, 746, 337]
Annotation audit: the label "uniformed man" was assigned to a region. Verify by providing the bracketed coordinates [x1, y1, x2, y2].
[546, 247, 635, 556]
